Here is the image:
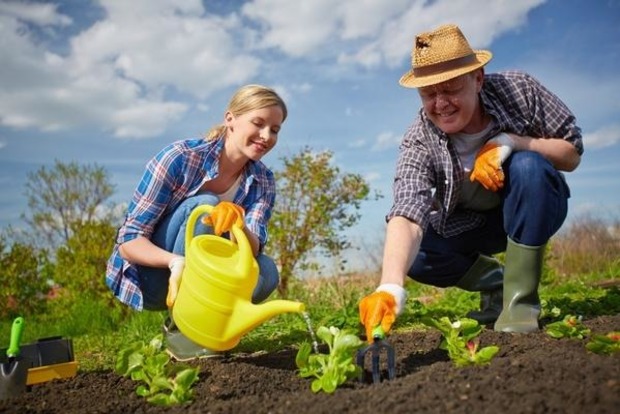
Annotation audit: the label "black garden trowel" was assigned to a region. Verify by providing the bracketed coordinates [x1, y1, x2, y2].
[0, 317, 29, 400]
[356, 326, 396, 384]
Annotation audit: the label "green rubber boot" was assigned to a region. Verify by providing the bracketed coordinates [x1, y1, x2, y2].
[494, 238, 545, 333]
[456, 255, 504, 325]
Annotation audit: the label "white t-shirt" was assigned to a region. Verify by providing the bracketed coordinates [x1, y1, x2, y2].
[216, 174, 243, 202]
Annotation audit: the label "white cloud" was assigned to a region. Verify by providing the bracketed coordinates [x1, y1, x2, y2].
[0, 0, 259, 139]
[582, 124, 620, 150]
[372, 131, 401, 151]
[364, 171, 381, 183]
[339, 0, 545, 68]
[0, 0, 72, 26]
[0, 0, 548, 139]
[348, 138, 366, 148]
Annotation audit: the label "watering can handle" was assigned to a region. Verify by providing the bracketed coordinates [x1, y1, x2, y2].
[185, 204, 253, 277]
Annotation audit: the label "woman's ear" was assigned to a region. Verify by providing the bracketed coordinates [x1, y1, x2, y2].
[224, 111, 235, 126]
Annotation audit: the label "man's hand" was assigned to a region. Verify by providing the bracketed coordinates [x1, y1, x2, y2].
[470, 133, 515, 192]
[166, 256, 185, 308]
[359, 284, 406, 343]
[201, 202, 245, 235]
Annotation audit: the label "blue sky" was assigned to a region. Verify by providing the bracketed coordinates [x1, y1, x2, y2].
[1, 0, 619, 271]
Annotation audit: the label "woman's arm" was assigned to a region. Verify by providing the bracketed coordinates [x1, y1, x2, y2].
[118, 236, 179, 268]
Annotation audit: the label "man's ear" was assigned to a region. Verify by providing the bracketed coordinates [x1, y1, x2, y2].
[475, 68, 485, 92]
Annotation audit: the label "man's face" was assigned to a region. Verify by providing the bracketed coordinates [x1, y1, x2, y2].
[418, 70, 483, 134]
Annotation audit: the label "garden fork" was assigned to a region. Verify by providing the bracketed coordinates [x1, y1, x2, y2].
[356, 326, 395, 384]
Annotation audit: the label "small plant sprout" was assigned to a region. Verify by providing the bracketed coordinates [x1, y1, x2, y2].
[115, 334, 199, 406]
[421, 317, 499, 367]
[295, 325, 364, 393]
[545, 315, 591, 339]
[586, 331, 620, 355]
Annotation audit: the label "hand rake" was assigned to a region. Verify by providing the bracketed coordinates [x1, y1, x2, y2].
[356, 326, 395, 384]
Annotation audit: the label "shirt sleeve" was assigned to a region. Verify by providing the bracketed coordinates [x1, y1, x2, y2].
[240, 166, 276, 250]
[517, 72, 584, 155]
[387, 123, 435, 231]
[116, 144, 183, 243]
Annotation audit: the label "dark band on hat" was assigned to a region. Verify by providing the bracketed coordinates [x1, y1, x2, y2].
[412, 53, 478, 78]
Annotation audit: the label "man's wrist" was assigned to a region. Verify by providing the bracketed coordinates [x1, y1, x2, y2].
[376, 283, 407, 315]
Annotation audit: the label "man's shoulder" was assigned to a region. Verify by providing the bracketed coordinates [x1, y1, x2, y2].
[484, 69, 533, 82]
[484, 70, 539, 86]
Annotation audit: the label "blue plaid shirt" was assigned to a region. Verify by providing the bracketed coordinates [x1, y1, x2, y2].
[388, 71, 583, 237]
[106, 137, 276, 310]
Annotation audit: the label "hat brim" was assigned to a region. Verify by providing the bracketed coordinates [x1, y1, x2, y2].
[399, 50, 492, 88]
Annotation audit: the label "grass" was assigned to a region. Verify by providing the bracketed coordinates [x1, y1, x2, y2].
[3, 268, 618, 373]
[1, 215, 619, 373]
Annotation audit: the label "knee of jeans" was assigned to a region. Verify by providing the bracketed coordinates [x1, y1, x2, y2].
[178, 194, 221, 212]
[506, 151, 551, 182]
[252, 255, 280, 303]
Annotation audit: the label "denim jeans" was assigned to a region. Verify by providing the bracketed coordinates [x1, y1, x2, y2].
[139, 194, 280, 310]
[408, 151, 570, 287]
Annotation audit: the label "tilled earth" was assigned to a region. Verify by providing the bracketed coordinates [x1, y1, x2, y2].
[1, 314, 618, 414]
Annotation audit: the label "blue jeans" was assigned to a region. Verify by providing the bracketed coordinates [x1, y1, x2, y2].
[408, 151, 569, 287]
[139, 194, 280, 310]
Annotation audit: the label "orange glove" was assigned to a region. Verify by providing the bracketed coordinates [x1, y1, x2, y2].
[201, 202, 245, 235]
[470, 133, 514, 192]
[359, 284, 406, 343]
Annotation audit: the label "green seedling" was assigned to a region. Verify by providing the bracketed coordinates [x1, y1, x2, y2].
[115, 334, 199, 406]
[421, 316, 499, 367]
[545, 315, 590, 339]
[586, 331, 620, 355]
[295, 325, 364, 393]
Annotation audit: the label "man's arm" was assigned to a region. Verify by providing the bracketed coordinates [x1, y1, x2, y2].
[358, 216, 424, 342]
[379, 216, 424, 286]
[510, 134, 581, 172]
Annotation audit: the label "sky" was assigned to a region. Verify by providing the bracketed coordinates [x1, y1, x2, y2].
[1, 0, 619, 272]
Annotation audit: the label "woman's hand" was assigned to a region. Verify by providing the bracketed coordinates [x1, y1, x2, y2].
[202, 202, 245, 235]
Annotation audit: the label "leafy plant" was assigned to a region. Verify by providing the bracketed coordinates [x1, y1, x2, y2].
[115, 334, 199, 406]
[422, 317, 499, 367]
[586, 331, 620, 355]
[544, 315, 591, 339]
[295, 325, 364, 393]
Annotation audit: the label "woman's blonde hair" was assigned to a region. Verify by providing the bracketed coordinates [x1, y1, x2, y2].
[205, 84, 288, 140]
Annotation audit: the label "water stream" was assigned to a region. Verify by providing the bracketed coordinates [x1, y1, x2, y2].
[301, 311, 319, 354]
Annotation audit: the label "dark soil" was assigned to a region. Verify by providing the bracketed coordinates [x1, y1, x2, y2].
[1, 314, 618, 414]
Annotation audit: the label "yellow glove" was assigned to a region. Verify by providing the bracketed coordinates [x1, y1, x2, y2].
[470, 133, 514, 192]
[166, 256, 185, 308]
[201, 202, 245, 235]
[359, 284, 406, 343]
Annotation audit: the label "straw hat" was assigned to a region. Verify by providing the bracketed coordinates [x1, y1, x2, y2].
[399, 24, 492, 88]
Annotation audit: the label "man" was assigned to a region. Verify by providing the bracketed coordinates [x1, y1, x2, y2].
[359, 24, 582, 339]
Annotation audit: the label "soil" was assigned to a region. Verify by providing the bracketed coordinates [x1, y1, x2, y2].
[1, 314, 618, 414]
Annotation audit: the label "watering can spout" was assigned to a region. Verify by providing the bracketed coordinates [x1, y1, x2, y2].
[226, 299, 306, 341]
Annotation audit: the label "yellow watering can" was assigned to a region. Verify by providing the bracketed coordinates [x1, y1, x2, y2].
[172, 204, 305, 351]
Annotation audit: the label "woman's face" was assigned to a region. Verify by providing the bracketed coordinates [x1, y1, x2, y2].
[418, 70, 484, 134]
[225, 105, 285, 161]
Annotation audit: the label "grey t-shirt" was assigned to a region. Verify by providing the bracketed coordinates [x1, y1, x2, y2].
[450, 122, 501, 212]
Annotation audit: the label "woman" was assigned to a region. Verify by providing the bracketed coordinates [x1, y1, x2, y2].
[106, 84, 287, 359]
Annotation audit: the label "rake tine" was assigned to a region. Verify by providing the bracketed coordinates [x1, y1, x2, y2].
[371, 349, 380, 383]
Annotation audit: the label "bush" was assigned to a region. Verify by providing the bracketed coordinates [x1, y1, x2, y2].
[0, 236, 52, 318]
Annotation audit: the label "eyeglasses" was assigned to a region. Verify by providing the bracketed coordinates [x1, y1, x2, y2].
[418, 74, 470, 102]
